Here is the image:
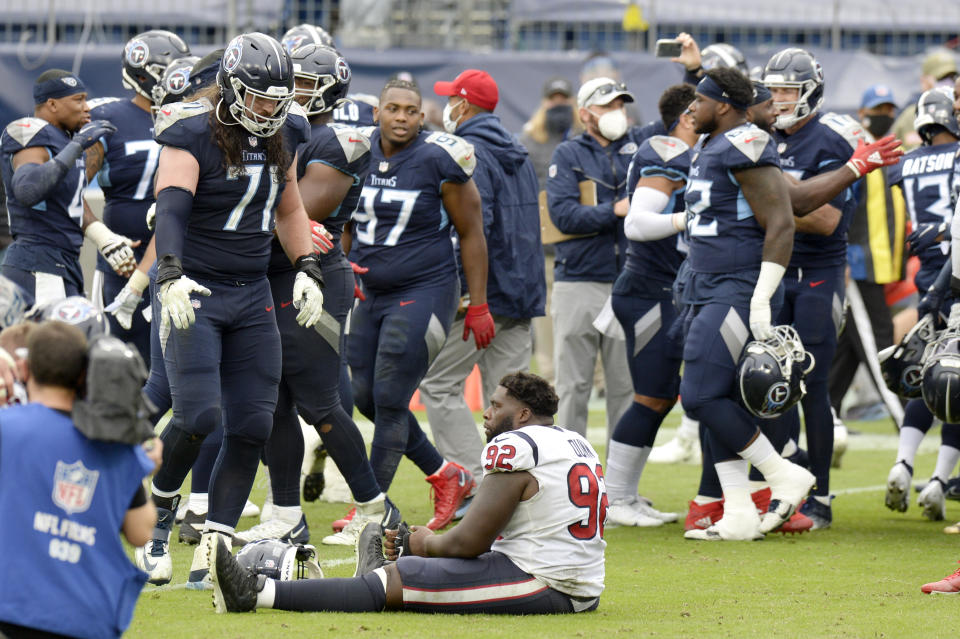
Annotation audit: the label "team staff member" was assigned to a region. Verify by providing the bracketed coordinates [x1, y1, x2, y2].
[546, 76, 640, 438]
[420, 69, 545, 483]
[0, 321, 159, 639]
[211, 372, 605, 615]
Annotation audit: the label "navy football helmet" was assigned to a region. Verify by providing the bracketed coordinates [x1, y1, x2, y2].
[701, 43, 749, 76]
[281, 24, 334, 55]
[235, 540, 323, 581]
[217, 33, 295, 137]
[914, 87, 960, 144]
[762, 48, 824, 129]
[122, 30, 191, 105]
[737, 325, 815, 419]
[921, 327, 960, 423]
[155, 55, 200, 107]
[881, 314, 939, 398]
[289, 44, 351, 116]
[41, 296, 108, 341]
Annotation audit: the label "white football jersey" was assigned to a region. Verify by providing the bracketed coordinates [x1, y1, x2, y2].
[484, 424, 606, 598]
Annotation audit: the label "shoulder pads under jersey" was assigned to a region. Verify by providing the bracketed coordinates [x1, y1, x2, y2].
[724, 126, 770, 164]
[3, 117, 51, 149]
[647, 135, 691, 163]
[425, 131, 476, 176]
[153, 98, 213, 139]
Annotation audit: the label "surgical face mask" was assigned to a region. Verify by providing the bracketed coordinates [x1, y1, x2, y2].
[590, 107, 628, 141]
[442, 99, 465, 134]
[545, 104, 573, 135]
[862, 113, 894, 139]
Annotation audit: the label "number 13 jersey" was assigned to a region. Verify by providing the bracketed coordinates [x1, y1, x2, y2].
[351, 129, 475, 292]
[483, 425, 607, 598]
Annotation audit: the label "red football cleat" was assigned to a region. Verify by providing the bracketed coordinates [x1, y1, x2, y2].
[922, 561, 960, 594]
[684, 499, 724, 531]
[751, 487, 771, 515]
[425, 462, 476, 530]
[331, 506, 356, 533]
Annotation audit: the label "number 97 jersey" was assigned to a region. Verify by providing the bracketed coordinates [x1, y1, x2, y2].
[484, 425, 606, 599]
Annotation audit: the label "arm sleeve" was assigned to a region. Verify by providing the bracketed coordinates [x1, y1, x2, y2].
[546, 145, 617, 234]
[10, 141, 83, 207]
[623, 186, 676, 241]
[154, 185, 193, 278]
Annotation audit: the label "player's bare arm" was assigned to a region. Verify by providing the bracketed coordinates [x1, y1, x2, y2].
[736, 164, 794, 266]
[442, 178, 488, 306]
[10, 146, 50, 172]
[299, 162, 354, 222]
[273, 154, 315, 262]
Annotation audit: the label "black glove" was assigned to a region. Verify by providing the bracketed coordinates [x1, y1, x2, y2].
[72, 119, 117, 150]
[295, 254, 325, 288]
[907, 221, 950, 256]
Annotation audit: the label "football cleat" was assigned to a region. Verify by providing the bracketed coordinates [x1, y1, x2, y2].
[886, 462, 912, 512]
[921, 562, 960, 594]
[302, 444, 327, 503]
[606, 496, 665, 528]
[210, 536, 263, 613]
[634, 496, 680, 523]
[758, 461, 816, 534]
[944, 477, 960, 501]
[135, 505, 175, 585]
[684, 508, 763, 541]
[648, 433, 701, 465]
[179, 509, 204, 545]
[831, 408, 848, 469]
[750, 487, 771, 515]
[775, 511, 814, 535]
[780, 497, 832, 533]
[919, 478, 947, 521]
[684, 499, 724, 531]
[234, 514, 310, 547]
[453, 495, 474, 521]
[354, 522, 390, 577]
[188, 531, 225, 590]
[943, 521, 960, 534]
[425, 462, 476, 531]
[332, 506, 356, 533]
[323, 495, 402, 546]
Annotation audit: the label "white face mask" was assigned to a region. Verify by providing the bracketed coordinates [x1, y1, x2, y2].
[442, 99, 465, 134]
[590, 107, 628, 140]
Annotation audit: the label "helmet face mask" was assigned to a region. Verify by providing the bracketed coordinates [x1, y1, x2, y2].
[216, 33, 295, 138]
[914, 86, 960, 144]
[121, 30, 191, 106]
[882, 314, 938, 398]
[738, 325, 815, 419]
[762, 48, 824, 130]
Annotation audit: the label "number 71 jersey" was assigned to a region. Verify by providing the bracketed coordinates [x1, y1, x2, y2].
[484, 425, 606, 598]
[350, 128, 475, 292]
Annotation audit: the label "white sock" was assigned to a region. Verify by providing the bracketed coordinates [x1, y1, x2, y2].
[896, 426, 925, 469]
[738, 433, 789, 479]
[812, 495, 831, 507]
[188, 492, 208, 514]
[781, 438, 798, 458]
[748, 480, 768, 492]
[204, 522, 235, 536]
[272, 504, 303, 524]
[604, 441, 650, 502]
[715, 459, 752, 514]
[678, 414, 699, 440]
[257, 578, 277, 609]
[933, 446, 960, 484]
[693, 495, 722, 505]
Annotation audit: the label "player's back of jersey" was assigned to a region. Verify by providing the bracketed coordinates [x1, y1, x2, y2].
[351, 129, 474, 292]
[89, 98, 158, 245]
[154, 99, 310, 281]
[0, 118, 85, 254]
[486, 424, 606, 599]
[331, 95, 376, 127]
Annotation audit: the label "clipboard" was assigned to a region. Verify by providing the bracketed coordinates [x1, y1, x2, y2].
[539, 180, 602, 245]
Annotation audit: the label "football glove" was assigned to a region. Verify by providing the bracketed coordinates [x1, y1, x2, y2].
[907, 221, 950, 256]
[749, 262, 785, 341]
[350, 261, 368, 301]
[85, 221, 139, 276]
[73, 119, 117, 150]
[310, 221, 334, 254]
[845, 135, 903, 178]
[145, 202, 157, 231]
[105, 270, 150, 330]
[463, 303, 496, 349]
[160, 275, 211, 330]
[293, 254, 325, 328]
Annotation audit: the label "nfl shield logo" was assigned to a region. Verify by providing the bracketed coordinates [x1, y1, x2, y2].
[249, 136, 258, 147]
[52, 460, 100, 515]
[379, 161, 389, 173]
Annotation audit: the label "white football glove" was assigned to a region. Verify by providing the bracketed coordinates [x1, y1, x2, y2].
[749, 261, 786, 342]
[146, 202, 157, 231]
[85, 220, 138, 276]
[105, 270, 150, 330]
[160, 275, 211, 330]
[292, 271, 324, 328]
[748, 297, 774, 341]
[949, 303, 960, 330]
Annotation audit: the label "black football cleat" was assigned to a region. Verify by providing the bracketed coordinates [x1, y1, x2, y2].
[210, 537, 262, 613]
[354, 522, 389, 577]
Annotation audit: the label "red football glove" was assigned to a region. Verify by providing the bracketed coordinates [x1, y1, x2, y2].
[350, 261, 368, 301]
[845, 135, 903, 178]
[310, 221, 335, 254]
[463, 303, 496, 349]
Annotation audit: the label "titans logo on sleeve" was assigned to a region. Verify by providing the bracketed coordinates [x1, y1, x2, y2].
[350, 129, 474, 291]
[154, 99, 310, 280]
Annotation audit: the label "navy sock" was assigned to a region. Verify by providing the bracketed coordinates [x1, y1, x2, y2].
[697, 428, 723, 499]
[153, 425, 207, 497]
[611, 402, 666, 448]
[208, 434, 263, 528]
[904, 398, 936, 434]
[274, 573, 386, 612]
[943, 422, 960, 450]
[405, 411, 444, 476]
[801, 379, 834, 496]
[317, 405, 381, 503]
[190, 423, 223, 496]
[265, 396, 304, 508]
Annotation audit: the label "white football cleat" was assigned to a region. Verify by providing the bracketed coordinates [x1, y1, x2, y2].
[648, 434, 701, 465]
[322, 495, 402, 546]
[885, 462, 912, 513]
[187, 531, 225, 590]
[634, 496, 680, 523]
[605, 496, 664, 528]
[919, 479, 947, 521]
[831, 408, 848, 469]
[135, 538, 172, 585]
[684, 508, 763, 541]
[759, 462, 816, 534]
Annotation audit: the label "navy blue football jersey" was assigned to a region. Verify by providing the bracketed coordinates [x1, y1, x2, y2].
[773, 112, 863, 268]
[350, 129, 474, 291]
[268, 121, 371, 273]
[684, 123, 780, 275]
[888, 141, 960, 287]
[332, 95, 376, 128]
[0, 117, 85, 254]
[625, 134, 690, 285]
[89, 97, 158, 262]
[153, 99, 311, 281]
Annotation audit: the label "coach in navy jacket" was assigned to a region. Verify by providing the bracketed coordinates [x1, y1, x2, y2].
[421, 69, 546, 480]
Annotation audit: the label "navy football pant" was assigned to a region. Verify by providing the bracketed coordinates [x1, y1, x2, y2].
[348, 280, 457, 490]
[96, 266, 151, 364]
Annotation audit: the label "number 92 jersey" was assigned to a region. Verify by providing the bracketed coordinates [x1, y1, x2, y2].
[350, 129, 474, 292]
[483, 425, 606, 599]
[154, 99, 310, 281]
[684, 124, 780, 275]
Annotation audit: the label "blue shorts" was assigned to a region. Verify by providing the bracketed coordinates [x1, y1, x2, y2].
[396, 550, 597, 614]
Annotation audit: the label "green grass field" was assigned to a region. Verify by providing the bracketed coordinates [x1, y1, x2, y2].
[125, 411, 960, 638]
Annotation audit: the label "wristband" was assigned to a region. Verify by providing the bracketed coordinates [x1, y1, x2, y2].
[155, 254, 184, 287]
[128, 269, 150, 295]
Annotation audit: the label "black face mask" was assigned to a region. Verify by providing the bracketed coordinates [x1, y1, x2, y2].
[545, 104, 574, 135]
[863, 114, 894, 139]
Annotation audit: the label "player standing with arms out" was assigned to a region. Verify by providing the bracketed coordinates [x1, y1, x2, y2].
[0, 71, 136, 304]
[134, 33, 323, 588]
[236, 44, 401, 547]
[210, 372, 606, 615]
[347, 78, 493, 530]
[677, 69, 814, 541]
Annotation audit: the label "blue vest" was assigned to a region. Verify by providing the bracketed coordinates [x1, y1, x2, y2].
[0, 404, 152, 639]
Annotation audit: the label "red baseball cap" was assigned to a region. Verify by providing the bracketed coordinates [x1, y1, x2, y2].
[433, 69, 499, 111]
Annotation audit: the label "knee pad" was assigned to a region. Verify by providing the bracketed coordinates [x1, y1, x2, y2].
[229, 410, 274, 444]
